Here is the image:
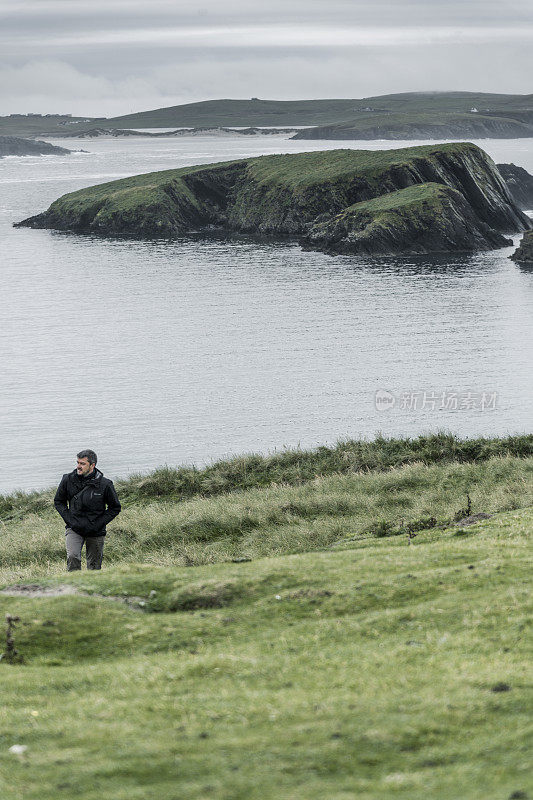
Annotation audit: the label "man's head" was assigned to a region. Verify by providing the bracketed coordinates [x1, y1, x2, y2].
[76, 449, 97, 477]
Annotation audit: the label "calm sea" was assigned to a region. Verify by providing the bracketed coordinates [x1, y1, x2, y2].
[1, 134, 532, 493]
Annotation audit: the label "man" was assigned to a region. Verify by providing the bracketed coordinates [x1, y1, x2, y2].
[54, 449, 121, 571]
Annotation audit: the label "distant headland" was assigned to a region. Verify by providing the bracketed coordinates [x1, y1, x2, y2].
[2, 92, 533, 140]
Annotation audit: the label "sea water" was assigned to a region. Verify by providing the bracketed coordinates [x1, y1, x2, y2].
[1, 134, 532, 492]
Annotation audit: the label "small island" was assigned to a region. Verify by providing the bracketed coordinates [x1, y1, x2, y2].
[0, 135, 73, 158]
[15, 142, 531, 256]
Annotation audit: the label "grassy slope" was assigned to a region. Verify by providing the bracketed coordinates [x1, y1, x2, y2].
[329, 182, 453, 215]
[1, 453, 532, 581]
[0, 504, 531, 798]
[99, 93, 533, 129]
[0, 434, 532, 798]
[242, 143, 475, 188]
[2, 433, 531, 521]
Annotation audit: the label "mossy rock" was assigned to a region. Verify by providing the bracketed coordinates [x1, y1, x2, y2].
[510, 229, 533, 262]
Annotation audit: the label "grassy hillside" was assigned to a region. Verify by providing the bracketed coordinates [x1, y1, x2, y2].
[99, 92, 533, 130]
[2, 93, 532, 137]
[0, 433, 532, 799]
[353, 91, 533, 113]
[240, 143, 476, 186]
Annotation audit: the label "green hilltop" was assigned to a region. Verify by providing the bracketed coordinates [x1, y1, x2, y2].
[76, 92, 533, 130]
[0, 433, 532, 798]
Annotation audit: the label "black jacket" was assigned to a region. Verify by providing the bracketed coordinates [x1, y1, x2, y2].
[54, 468, 121, 537]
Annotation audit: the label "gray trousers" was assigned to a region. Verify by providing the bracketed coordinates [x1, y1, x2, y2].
[65, 529, 105, 571]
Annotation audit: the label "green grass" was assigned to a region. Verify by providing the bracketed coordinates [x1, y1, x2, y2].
[0, 435, 531, 798]
[1, 453, 532, 581]
[325, 111, 521, 130]
[0, 115, 100, 138]
[335, 182, 451, 215]
[235, 143, 479, 189]
[0, 507, 531, 799]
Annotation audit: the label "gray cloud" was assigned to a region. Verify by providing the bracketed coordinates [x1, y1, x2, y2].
[7, 25, 533, 50]
[1, 0, 532, 115]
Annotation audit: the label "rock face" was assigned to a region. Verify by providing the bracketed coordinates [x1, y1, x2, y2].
[510, 230, 533, 262]
[497, 164, 533, 210]
[0, 135, 72, 157]
[15, 143, 532, 256]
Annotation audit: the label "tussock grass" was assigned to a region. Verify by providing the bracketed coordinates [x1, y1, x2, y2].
[2, 432, 530, 522]
[100, 431, 533, 503]
[0, 451, 531, 584]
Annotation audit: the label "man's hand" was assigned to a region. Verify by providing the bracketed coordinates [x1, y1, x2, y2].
[54, 475, 73, 528]
[71, 520, 91, 535]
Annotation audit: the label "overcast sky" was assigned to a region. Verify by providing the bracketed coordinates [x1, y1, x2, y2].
[1, 0, 532, 116]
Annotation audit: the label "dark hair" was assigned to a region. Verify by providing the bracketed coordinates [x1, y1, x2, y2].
[77, 449, 97, 465]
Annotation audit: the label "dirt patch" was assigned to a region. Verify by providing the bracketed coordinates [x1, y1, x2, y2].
[287, 588, 333, 601]
[168, 580, 242, 611]
[0, 584, 79, 598]
[0, 584, 147, 610]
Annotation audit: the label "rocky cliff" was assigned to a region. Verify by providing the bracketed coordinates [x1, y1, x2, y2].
[0, 135, 72, 157]
[497, 164, 533, 210]
[15, 143, 532, 256]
